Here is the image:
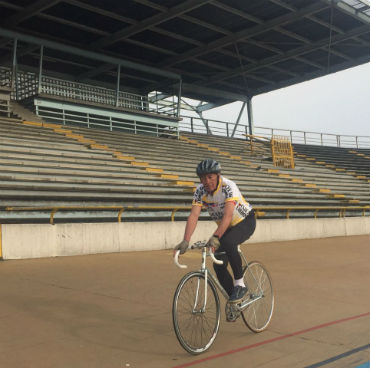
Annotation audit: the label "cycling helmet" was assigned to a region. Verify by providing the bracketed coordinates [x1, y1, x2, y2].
[196, 159, 221, 176]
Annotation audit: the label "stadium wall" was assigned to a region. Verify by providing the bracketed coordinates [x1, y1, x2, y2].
[1, 217, 369, 260]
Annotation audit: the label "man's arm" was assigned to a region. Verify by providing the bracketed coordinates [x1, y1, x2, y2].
[184, 205, 202, 242]
[213, 201, 235, 239]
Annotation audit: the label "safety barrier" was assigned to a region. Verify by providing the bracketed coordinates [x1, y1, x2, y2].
[4, 205, 369, 225]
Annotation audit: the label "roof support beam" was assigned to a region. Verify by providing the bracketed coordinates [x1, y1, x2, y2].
[271, 0, 367, 45]
[3, 0, 61, 27]
[134, 0, 298, 79]
[60, 0, 299, 82]
[321, 0, 370, 25]
[91, 0, 212, 49]
[246, 98, 254, 136]
[160, 1, 328, 67]
[196, 102, 219, 112]
[180, 98, 213, 133]
[202, 24, 369, 86]
[181, 83, 249, 102]
[0, 27, 180, 80]
[231, 101, 247, 137]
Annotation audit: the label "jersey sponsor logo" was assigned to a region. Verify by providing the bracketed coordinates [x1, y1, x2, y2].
[222, 184, 233, 199]
[193, 186, 205, 203]
[236, 203, 251, 218]
[209, 210, 224, 221]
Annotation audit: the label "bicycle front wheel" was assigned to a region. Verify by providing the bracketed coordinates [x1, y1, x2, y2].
[172, 271, 220, 355]
[241, 261, 274, 333]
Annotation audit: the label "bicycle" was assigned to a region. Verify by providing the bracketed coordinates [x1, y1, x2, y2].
[172, 241, 274, 355]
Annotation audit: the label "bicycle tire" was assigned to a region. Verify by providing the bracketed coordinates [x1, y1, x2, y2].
[241, 261, 274, 333]
[172, 271, 220, 355]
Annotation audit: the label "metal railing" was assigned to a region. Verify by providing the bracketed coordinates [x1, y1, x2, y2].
[35, 103, 179, 138]
[3, 205, 369, 225]
[255, 126, 370, 149]
[41, 76, 146, 112]
[0, 66, 178, 118]
[179, 115, 370, 149]
[1, 65, 369, 148]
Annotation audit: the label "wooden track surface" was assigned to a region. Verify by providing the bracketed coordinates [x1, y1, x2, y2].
[0, 235, 368, 367]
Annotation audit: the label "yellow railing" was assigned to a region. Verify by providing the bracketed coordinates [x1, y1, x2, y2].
[244, 134, 271, 156]
[4, 205, 369, 224]
[5, 205, 191, 224]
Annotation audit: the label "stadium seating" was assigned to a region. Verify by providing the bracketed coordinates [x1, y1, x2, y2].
[183, 132, 370, 205]
[293, 143, 370, 180]
[1, 115, 368, 223]
[0, 117, 195, 222]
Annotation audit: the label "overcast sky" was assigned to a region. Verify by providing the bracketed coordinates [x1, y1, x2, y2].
[202, 62, 370, 138]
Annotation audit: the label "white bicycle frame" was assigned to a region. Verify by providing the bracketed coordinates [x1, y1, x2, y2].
[174, 243, 264, 311]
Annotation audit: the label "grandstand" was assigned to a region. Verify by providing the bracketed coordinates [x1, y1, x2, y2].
[0, 0, 369, 258]
[1, 112, 369, 223]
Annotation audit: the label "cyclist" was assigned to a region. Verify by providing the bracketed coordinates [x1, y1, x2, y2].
[174, 159, 256, 304]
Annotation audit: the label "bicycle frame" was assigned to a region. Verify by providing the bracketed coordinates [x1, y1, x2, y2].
[194, 246, 264, 312]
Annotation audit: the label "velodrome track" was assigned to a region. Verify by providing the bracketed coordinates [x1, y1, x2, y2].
[0, 235, 368, 368]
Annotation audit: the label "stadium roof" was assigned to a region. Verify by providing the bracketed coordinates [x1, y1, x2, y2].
[0, 0, 369, 110]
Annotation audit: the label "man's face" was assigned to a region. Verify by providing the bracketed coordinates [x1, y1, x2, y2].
[200, 173, 219, 194]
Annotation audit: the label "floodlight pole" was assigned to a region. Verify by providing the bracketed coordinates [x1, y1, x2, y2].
[177, 78, 182, 118]
[38, 45, 44, 94]
[116, 64, 120, 107]
[11, 38, 17, 99]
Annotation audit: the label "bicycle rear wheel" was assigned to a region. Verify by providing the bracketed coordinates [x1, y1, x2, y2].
[241, 261, 274, 332]
[172, 271, 220, 355]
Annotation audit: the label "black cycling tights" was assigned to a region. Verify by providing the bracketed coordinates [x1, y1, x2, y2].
[213, 211, 256, 296]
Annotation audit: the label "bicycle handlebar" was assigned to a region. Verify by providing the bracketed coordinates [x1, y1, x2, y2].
[173, 242, 223, 269]
[210, 250, 224, 265]
[174, 250, 187, 269]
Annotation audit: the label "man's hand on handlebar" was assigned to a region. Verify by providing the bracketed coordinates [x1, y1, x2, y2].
[206, 235, 220, 250]
[174, 240, 189, 255]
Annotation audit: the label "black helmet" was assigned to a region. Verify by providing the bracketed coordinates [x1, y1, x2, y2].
[196, 159, 221, 176]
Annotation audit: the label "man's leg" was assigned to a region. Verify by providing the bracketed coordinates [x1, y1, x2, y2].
[219, 214, 256, 302]
[213, 254, 233, 296]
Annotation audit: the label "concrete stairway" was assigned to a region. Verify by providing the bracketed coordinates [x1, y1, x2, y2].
[9, 101, 44, 123]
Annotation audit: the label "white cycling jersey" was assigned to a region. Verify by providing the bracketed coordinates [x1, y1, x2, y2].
[192, 176, 253, 227]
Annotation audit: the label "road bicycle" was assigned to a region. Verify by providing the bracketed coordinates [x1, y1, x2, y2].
[172, 241, 274, 355]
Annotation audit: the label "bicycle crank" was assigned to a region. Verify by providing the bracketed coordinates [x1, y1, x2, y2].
[225, 302, 241, 322]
